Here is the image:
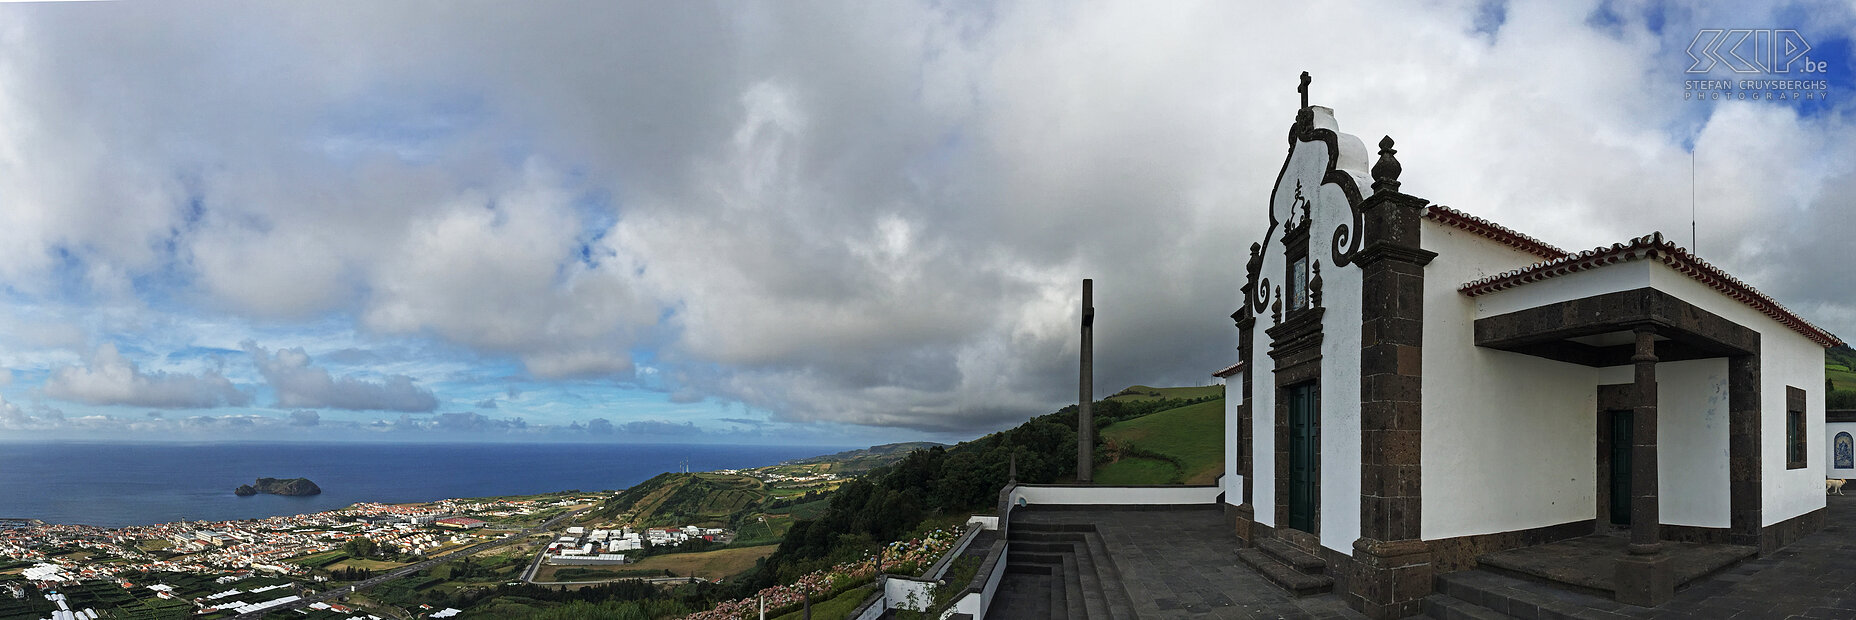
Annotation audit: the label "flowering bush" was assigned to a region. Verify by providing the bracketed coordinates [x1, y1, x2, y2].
[685, 527, 963, 620]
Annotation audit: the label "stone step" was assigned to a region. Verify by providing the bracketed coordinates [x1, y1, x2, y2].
[1056, 543, 1086, 620]
[1060, 537, 1110, 620]
[1008, 551, 1064, 565]
[1435, 569, 1635, 620]
[1256, 537, 1327, 574]
[984, 571, 1053, 620]
[1012, 522, 1097, 534]
[1009, 541, 1076, 554]
[1421, 593, 1509, 620]
[1236, 548, 1333, 596]
[1004, 561, 1052, 575]
[1008, 529, 1086, 544]
[1078, 525, 1140, 619]
[1047, 561, 1068, 620]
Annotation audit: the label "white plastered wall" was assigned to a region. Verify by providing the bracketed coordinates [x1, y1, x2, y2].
[1421, 223, 1598, 540]
[1645, 266, 1828, 525]
[1223, 372, 1242, 506]
[1313, 174, 1365, 555]
[1466, 259, 1829, 529]
[1652, 358, 1730, 528]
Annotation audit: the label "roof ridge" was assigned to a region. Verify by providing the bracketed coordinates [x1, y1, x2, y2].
[1459, 231, 1843, 348]
[1423, 205, 1569, 260]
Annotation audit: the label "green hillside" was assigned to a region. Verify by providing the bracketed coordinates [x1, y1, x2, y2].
[1095, 398, 1225, 485]
[583, 472, 764, 528]
[779, 441, 947, 475]
[1107, 384, 1223, 403]
[1829, 346, 1856, 409]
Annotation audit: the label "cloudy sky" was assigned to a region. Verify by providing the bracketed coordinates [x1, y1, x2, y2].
[0, 1, 1850, 444]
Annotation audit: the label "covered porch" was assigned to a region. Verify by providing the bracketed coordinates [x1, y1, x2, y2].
[1472, 286, 1763, 606]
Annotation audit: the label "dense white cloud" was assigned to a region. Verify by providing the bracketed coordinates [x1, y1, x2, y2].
[0, 2, 1849, 437]
[43, 343, 249, 408]
[243, 341, 438, 412]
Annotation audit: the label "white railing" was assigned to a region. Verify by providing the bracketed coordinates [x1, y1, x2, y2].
[1005, 481, 1222, 508]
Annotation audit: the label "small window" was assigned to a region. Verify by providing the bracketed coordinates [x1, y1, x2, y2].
[1786, 386, 1807, 470]
[1287, 256, 1308, 312]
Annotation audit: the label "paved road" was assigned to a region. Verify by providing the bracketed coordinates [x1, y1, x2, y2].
[237, 507, 590, 619]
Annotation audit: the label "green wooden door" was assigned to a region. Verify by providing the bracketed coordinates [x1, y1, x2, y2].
[1288, 383, 1319, 533]
[1609, 410, 1633, 526]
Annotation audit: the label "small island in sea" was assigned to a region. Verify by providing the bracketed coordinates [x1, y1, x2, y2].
[234, 477, 321, 497]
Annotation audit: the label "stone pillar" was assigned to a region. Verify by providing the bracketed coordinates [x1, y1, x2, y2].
[1629, 325, 1661, 555]
[1236, 312, 1256, 542]
[1349, 137, 1436, 620]
[1727, 352, 1762, 549]
[1615, 325, 1674, 607]
[1078, 279, 1094, 483]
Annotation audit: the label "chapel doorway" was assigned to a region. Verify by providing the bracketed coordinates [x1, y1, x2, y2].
[1607, 409, 1633, 527]
[1287, 382, 1320, 533]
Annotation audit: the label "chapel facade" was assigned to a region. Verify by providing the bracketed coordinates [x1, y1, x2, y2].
[1218, 75, 1843, 618]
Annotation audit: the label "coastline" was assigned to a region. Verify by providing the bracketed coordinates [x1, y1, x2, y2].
[0, 441, 847, 528]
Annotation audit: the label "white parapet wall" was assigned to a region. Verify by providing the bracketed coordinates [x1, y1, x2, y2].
[1007, 483, 1222, 508]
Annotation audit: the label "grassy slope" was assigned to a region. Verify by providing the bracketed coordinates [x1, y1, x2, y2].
[585, 472, 765, 528]
[1106, 384, 1223, 403]
[772, 584, 876, 620]
[579, 544, 777, 581]
[1094, 398, 1224, 484]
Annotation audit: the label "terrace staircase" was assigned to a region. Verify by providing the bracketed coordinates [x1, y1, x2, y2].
[986, 522, 1138, 620]
[1235, 532, 1335, 596]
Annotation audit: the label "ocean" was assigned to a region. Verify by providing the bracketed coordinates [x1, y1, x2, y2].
[0, 441, 846, 528]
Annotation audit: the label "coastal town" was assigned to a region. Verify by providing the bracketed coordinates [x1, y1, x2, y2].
[0, 461, 857, 620]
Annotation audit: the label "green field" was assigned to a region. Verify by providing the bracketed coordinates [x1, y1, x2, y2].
[1094, 398, 1224, 484]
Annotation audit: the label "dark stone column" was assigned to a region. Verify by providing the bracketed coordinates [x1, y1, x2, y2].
[1727, 352, 1762, 549]
[1235, 312, 1257, 543]
[1615, 325, 1674, 607]
[1348, 137, 1436, 620]
[1078, 279, 1094, 483]
[1629, 326, 1662, 554]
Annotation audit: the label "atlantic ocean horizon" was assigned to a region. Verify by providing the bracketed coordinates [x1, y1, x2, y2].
[0, 441, 846, 528]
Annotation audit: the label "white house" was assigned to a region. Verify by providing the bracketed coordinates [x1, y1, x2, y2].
[1221, 75, 1842, 618]
[1831, 409, 1855, 479]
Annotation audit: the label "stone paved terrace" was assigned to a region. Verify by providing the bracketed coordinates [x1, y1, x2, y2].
[999, 505, 1364, 619]
[988, 493, 1854, 619]
[1425, 492, 1856, 619]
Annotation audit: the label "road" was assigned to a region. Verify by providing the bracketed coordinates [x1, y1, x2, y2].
[236, 507, 590, 619]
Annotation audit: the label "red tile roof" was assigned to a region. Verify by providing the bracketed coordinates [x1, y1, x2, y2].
[1211, 362, 1244, 378]
[1459, 231, 1843, 347]
[1424, 205, 1569, 260]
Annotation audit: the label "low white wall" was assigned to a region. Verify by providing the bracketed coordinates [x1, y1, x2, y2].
[884, 577, 935, 612]
[1008, 484, 1221, 508]
[853, 593, 887, 620]
[1829, 422, 1856, 479]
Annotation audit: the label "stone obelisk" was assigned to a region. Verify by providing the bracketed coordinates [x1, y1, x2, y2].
[1078, 278, 1094, 483]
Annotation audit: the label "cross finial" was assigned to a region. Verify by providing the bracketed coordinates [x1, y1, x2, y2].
[1298, 71, 1311, 109]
